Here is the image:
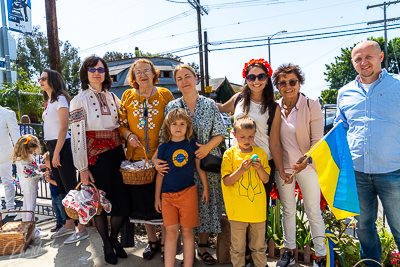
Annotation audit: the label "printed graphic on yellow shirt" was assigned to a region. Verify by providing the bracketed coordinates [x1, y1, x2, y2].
[239, 170, 262, 202]
[173, 149, 189, 167]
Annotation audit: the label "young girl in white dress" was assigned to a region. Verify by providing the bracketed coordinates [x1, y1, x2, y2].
[13, 134, 48, 238]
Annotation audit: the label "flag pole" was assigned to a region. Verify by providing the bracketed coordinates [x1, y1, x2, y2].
[282, 120, 344, 186]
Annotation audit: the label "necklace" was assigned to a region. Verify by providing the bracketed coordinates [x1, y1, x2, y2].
[282, 95, 299, 110]
[138, 87, 155, 126]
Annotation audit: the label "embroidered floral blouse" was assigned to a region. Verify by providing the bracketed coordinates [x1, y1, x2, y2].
[70, 86, 120, 172]
[118, 87, 174, 161]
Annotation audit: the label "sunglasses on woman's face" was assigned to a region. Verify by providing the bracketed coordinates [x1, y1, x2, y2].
[38, 77, 47, 82]
[246, 73, 268, 82]
[277, 79, 298, 88]
[88, 67, 105, 73]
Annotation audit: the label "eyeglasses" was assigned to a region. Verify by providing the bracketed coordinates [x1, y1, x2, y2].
[135, 69, 151, 76]
[246, 73, 268, 82]
[88, 67, 105, 73]
[277, 79, 298, 88]
[38, 77, 47, 82]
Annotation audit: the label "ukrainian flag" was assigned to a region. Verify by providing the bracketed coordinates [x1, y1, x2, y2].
[306, 121, 360, 220]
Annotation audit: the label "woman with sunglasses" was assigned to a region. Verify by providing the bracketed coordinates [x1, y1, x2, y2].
[118, 59, 174, 261]
[218, 58, 288, 265]
[70, 56, 129, 265]
[272, 63, 326, 267]
[40, 69, 89, 242]
[218, 59, 288, 211]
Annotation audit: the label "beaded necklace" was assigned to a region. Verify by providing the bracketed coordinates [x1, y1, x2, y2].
[138, 87, 154, 126]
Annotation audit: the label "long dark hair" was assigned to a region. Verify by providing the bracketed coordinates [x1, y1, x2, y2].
[43, 69, 71, 104]
[241, 63, 275, 115]
[80, 56, 112, 91]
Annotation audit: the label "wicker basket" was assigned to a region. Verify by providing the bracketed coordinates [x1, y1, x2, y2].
[0, 211, 35, 255]
[65, 182, 103, 220]
[121, 146, 156, 185]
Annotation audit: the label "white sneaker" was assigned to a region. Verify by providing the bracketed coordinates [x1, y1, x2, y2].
[34, 228, 48, 238]
[51, 226, 75, 239]
[6, 209, 17, 217]
[64, 230, 89, 244]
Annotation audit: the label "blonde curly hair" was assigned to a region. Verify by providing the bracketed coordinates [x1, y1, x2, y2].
[13, 134, 41, 161]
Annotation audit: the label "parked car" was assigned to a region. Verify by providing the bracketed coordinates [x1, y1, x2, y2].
[323, 104, 336, 134]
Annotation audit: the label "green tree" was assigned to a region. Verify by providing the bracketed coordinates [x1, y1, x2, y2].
[17, 26, 81, 97]
[103, 51, 134, 62]
[0, 67, 43, 122]
[319, 88, 338, 106]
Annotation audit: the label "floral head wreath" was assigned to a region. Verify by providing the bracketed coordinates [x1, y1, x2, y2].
[242, 58, 273, 79]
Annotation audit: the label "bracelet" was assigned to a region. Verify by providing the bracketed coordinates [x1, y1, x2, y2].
[126, 133, 132, 142]
[308, 157, 312, 165]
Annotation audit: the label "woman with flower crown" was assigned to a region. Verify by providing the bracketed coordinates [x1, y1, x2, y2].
[118, 58, 174, 261]
[218, 59, 289, 210]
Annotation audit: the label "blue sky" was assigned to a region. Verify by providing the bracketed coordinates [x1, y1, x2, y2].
[9, 0, 400, 99]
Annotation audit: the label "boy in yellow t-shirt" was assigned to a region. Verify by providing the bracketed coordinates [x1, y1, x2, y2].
[221, 115, 270, 267]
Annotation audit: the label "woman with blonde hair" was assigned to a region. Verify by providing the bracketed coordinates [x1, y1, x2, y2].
[118, 58, 174, 260]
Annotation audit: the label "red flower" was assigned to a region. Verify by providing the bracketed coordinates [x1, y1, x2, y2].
[270, 182, 280, 200]
[242, 58, 273, 78]
[294, 182, 303, 200]
[320, 192, 328, 211]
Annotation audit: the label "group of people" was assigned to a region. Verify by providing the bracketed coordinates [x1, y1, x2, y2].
[0, 39, 398, 267]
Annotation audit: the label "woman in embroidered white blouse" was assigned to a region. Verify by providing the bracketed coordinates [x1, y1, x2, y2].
[70, 56, 129, 265]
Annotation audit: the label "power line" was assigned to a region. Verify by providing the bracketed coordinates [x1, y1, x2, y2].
[79, 9, 195, 53]
[173, 24, 400, 58]
[205, 0, 304, 9]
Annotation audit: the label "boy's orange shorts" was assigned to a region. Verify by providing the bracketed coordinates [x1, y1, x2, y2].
[161, 185, 199, 228]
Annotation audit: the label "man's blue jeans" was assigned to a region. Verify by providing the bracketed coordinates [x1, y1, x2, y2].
[52, 194, 67, 225]
[355, 169, 400, 266]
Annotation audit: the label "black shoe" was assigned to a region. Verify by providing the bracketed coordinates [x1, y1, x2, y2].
[104, 246, 118, 265]
[276, 250, 295, 267]
[313, 258, 326, 267]
[112, 242, 128, 258]
[143, 241, 157, 260]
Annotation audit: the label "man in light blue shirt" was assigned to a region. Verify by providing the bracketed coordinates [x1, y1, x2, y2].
[335, 40, 400, 266]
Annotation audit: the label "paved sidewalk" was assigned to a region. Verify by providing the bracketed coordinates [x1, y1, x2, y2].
[0, 215, 310, 267]
[0, 181, 311, 267]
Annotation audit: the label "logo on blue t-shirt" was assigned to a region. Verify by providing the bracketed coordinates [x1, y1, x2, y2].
[172, 149, 189, 167]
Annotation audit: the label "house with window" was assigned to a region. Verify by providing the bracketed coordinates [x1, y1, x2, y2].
[107, 57, 181, 98]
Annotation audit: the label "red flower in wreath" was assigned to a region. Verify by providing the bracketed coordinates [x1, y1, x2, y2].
[242, 58, 273, 79]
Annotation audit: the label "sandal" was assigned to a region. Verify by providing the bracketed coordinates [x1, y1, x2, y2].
[143, 241, 157, 260]
[197, 243, 216, 265]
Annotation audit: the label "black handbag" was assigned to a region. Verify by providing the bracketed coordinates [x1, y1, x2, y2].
[200, 154, 222, 173]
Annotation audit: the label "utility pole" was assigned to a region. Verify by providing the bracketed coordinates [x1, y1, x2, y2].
[367, 1, 400, 70]
[188, 0, 208, 96]
[45, 0, 62, 74]
[204, 31, 210, 97]
[0, 0, 11, 84]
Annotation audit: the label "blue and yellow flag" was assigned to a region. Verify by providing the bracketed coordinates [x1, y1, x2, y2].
[306, 121, 360, 220]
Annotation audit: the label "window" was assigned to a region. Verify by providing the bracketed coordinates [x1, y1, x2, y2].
[160, 71, 171, 78]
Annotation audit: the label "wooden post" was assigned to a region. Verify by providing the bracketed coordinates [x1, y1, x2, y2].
[45, 0, 62, 74]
